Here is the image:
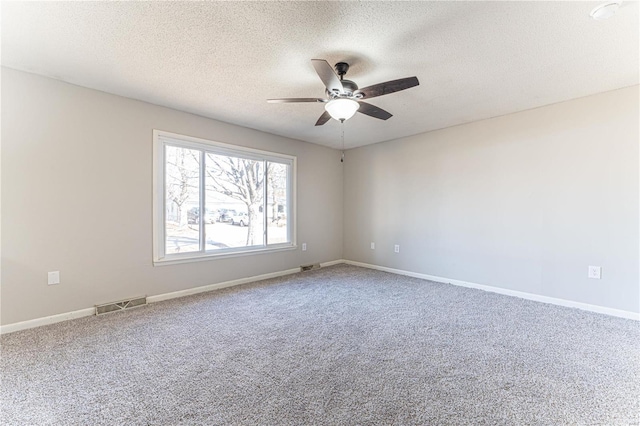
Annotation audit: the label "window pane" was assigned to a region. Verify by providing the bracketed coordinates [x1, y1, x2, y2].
[267, 162, 289, 245]
[165, 145, 200, 254]
[205, 153, 265, 250]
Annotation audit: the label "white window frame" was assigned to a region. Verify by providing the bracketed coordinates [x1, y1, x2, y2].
[153, 130, 297, 265]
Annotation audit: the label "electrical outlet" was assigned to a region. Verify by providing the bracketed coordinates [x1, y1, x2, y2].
[394, 245, 400, 253]
[302, 243, 307, 251]
[370, 242, 375, 250]
[588, 266, 602, 279]
[48, 271, 60, 285]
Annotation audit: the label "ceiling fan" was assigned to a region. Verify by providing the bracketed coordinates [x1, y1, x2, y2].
[268, 59, 419, 126]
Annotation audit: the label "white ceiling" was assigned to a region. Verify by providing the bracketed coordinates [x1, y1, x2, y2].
[2, 1, 638, 149]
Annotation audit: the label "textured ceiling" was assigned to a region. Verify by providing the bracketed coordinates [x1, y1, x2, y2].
[2, 1, 638, 149]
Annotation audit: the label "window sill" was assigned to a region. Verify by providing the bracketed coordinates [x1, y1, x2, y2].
[153, 244, 297, 266]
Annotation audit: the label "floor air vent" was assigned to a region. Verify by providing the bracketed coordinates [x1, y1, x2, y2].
[300, 263, 321, 272]
[96, 297, 147, 315]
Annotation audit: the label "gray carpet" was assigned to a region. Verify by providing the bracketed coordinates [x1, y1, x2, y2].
[1, 264, 639, 425]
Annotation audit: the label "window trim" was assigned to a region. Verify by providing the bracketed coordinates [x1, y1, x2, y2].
[152, 130, 297, 265]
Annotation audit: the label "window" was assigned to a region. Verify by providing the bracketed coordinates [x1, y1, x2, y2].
[153, 130, 295, 264]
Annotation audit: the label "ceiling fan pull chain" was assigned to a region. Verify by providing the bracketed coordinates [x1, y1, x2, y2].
[341, 120, 345, 163]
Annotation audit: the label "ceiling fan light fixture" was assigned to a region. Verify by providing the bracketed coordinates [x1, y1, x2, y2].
[325, 98, 360, 121]
[590, 2, 621, 20]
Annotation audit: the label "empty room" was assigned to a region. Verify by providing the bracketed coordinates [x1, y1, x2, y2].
[1, 1, 638, 424]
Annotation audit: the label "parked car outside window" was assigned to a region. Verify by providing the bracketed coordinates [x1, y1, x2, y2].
[187, 207, 219, 224]
[217, 209, 236, 223]
[230, 212, 249, 226]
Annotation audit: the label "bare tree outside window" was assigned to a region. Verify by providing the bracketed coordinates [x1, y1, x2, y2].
[165, 146, 200, 253]
[205, 154, 265, 246]
[267, 162, 288, 245]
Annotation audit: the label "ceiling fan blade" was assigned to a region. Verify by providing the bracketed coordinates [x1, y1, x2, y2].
[315, 110, 332, 126]
[311, 59, 344, 94]
[356, 76, 419, 99]
[267, 98, 326, 103]
[357, 101, 393, 120]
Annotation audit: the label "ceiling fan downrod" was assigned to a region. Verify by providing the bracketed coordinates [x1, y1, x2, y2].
[334, 62, 349, 81]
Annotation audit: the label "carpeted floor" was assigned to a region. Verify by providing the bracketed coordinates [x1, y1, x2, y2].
[1, 264, 639, 425]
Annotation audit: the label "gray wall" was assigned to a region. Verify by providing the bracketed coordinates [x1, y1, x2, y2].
[344, 86, 639, 314]
[3, 67, 638, 326]
[1, 68, 344, 325]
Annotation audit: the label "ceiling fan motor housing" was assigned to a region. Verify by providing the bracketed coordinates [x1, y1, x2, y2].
[327, 79, 359, 98]
[332, 62, 363, 98]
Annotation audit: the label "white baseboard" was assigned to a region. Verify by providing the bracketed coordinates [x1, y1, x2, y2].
[4, 259, 636, 334]
[0, 260, 343, 335]
[343, 260, 640, 321]
[146, 267, 301, 303]
[0, 307, 96, 335]
[319, 259, 345, 267]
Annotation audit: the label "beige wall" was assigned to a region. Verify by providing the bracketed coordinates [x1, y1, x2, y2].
[1, 68, 344, 325]
[344, 86, 639, 314]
